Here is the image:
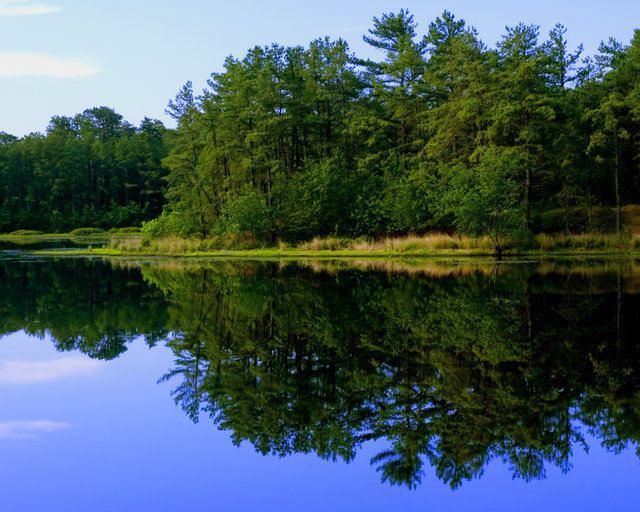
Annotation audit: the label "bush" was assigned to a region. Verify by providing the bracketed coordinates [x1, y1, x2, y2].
[7, 229, 43, 236]
[109, 226, 142, 234]
[141, 210, 195, 239]
[538, 207, 615, 233]
[100, 202, 144, 228]
[69, 227, 105, 236]
[224, 188, 273, 241]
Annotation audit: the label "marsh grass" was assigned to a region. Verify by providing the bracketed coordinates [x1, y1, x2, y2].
[108, 233, 465, 255]
[549, 232, 629, 251]
[348, 234, 492, 253]
[298, 236, 359, 251]
[28, 230, 640, 257]
[109, 236, 202, 254]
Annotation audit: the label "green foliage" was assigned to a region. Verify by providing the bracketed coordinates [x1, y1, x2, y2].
[110, 226, 142, 234]
[101, 202, 144, 228]
[0, 109, 169, 234]
[438, 148, 525, 252]
[7, 229, 43, 236]
[154, 14, 640, 243]
[1, 14, 640, 243]
[274, 159, 356, 241]
[141, 210, 195, 239]
[222, 187, 273, 240]
[68, 227, 105, 236]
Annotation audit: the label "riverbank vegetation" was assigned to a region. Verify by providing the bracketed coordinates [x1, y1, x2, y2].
[1, 10, 639, 253]
[26, 230, 640, 259]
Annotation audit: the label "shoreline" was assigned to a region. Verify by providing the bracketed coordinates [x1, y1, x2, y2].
[3, 232, 640, 260]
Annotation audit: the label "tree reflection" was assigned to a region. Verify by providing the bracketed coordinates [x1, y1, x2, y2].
[0, 258, 169, 356]
[2, 256, 640, 488]
[144, 261, 640, 488]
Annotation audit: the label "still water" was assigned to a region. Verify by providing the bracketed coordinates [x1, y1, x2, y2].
[0, 253, 639, 510]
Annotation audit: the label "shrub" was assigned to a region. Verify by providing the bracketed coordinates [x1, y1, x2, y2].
[110, 226, 142, 234]
[141, 210, 195, 238]
[224, 188, 273, 241]
[69, 227, 105, 236]
[101, 202, 144, 228]
[7, 229, 43, 236]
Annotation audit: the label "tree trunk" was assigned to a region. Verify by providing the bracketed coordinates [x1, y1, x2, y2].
[614, 131, 621, 236]
[523, 164, 531, 230]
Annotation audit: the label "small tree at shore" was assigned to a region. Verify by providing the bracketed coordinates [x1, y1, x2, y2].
[438, 148, 524, 257]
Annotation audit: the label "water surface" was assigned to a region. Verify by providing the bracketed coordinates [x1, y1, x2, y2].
[0, 254, 638, 510]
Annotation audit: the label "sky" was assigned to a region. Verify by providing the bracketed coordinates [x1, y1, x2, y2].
[0, 0, 638, 137]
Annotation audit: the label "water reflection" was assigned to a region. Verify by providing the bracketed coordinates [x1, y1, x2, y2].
[0, 257, 169, 357]
[2, 256, 640, 488]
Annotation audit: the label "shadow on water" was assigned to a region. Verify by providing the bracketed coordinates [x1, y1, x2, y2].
[2, 255, 640, 488]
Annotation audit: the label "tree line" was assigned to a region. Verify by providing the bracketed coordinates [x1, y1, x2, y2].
[0, 107, 168, 232]
[1, 10, 639, 242]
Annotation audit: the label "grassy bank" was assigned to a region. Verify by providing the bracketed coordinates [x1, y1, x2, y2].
[6, 204, 640, 258]
[17, 231, 640, 259]
[0, 227, 141, 238]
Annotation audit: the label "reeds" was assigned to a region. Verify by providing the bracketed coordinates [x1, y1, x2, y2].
[541, 232, 630, 251]
[102, 231, 640, 256]
[296, 233, 494, 253]
[108, 235, 201, 254]
[348, 234, 493, 253]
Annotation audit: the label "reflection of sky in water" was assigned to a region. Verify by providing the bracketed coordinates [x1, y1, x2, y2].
[0, 357, 104, 385]
[0, 420, 70, 440]
[0, 330, 638, 511]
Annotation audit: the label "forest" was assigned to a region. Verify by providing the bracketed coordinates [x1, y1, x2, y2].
[1, 10, 639, 245]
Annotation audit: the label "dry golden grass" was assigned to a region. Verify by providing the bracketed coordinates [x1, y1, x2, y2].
[623, 205, 640, 232]
[343, 233, 494, 253]
[548, 232, 629, 250]
[536, 233, 556, 251]
[108, 236, 143, 252]
[297, 237, 352, 251]
[97, 230, 640, 258]
[152, 237, 200, 254]
[294, 232, 640, 255]
[109, 235, 207, 254]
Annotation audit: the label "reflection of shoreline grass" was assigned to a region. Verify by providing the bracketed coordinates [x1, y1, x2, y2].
[103, 253, 640, 295]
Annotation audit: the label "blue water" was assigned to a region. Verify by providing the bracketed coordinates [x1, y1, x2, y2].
[1, 330, 637, 511]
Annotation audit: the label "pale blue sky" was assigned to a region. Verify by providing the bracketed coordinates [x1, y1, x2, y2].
[0, 0, 638, 137]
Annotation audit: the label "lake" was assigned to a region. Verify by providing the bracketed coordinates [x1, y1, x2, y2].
[0, 249, 639, 510]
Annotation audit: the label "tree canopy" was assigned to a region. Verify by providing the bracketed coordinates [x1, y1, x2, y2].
[1, 11, 639, 242]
